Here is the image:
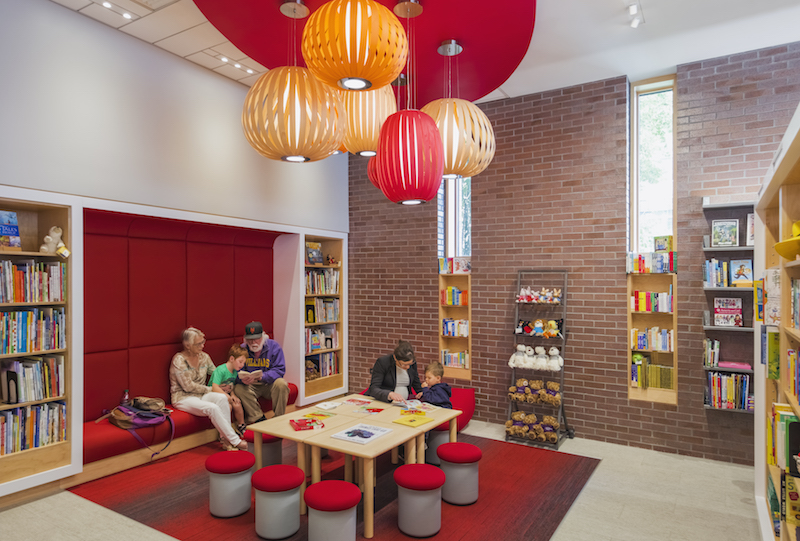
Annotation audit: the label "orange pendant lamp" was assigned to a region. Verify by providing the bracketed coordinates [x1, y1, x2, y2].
[242, 66, 345, 162]
[301, 0, 408, 91]
[343, 85, 397, 156]
[375, 110, 444, 204]
[420, 97, 495, 178]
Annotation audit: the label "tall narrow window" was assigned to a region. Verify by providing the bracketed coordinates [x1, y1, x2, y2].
[630, 76, 676, 252]
[437, 177, 471, 258]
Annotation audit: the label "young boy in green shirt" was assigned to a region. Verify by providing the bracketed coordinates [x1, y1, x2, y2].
[211, 344, 248, 435]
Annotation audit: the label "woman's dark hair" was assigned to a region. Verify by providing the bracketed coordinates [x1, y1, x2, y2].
[393, 340, 415, 362]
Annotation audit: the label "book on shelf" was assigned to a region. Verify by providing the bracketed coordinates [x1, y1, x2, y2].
[630, 288, 673, 312]
[0, 210, 22, 252]
[711, 219, 739, 247]
[438, 257, 453, 274]
[703, 338, 720, 367]
[626, 251, 677, 274]
[763, 326, 780, 379]
[788, 420, 800, 477]
[440, 349, 469, 369]
[789, 349, 799, 399]
[330, 423, 391, 444]
[746, 213, 755, 247]
[706, 371, 751, 409]
[653, 235, 673, 253]
[452, 257, 471, 274]
[717, 360, 752, 370]
[305, 242, 323, 265]
[730, 259, 753, 287]
[764, 267, 781, 326]
[755, 279, 764, 322]
[713, 297, 743, 327]
[305, 299, 316, 324]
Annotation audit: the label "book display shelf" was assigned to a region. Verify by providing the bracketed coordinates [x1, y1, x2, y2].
[303, 236, 345, 400]
[0, 197, 71, 487]
[755, 99, 800, 541]
[701, 200, 755, 413]
[506, 269, 573, 449]
[438, 258, 471, 380]
[626, 268, 678, 405]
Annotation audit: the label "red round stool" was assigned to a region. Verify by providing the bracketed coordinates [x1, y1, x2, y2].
[204, 450, 255, 517]
[252, 464, 305, 539]
[393, 463, 446, 537]
[304, 480, 362, 541]
[243, 430, 283, 466]
[437, 442, 482, 505]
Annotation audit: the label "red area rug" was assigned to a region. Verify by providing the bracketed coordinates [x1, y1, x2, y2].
[70, 434, 599, 541]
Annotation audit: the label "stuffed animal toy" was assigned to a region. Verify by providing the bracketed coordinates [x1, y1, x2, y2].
[540, 288, 551, 303]
[305, 360, 320, 380]
[541, 415, 560, 430]
[547, 347, 564, 371]
[523, 321, 533, 334]
[552, 288, 562, 304]
[543, 320, 560, 338]
[523, 346, 535, 367]
[508, 344, 526, 368]
[546, 381, 560, 392]
[523, 413, 538, 425]
[533, 346, 548, 370]
[40, 226, 68, 256]
[529, 379, 544, 390]
[530, 319, 545, 337]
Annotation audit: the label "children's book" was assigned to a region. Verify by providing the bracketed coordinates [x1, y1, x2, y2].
[392, 415, 434, 427]
[0, 211, 21, 252]
[730, 259, 753, 286]
[238, 369, 263, 380]
[343, 397, 371, 406]
[330, 423, 391, 444]
[289, 418, 324, 431]
[714, 297, 743, 327]
[452, 257, 471, 274]
[314, 401, 340, 410]
[653, 235, 673, 253]
[305, 242, 323, 265]
[303, 411, 335, 420]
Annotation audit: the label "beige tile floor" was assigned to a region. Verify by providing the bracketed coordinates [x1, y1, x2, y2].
[0, 420, 760, 541]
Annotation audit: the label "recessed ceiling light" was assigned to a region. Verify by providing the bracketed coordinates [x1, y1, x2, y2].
[122, 12, 132, 19]
[221, 57, 228, 63]
[247, 69, 253, 74]
[234, 63, 241, 68]
[102, 2, 112, 7]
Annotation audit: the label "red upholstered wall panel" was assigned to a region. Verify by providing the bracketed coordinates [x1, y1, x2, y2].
[129, 344, 182, 401]
[233, 245, 274, 335]
[128, 238, 187, 348]
[186, 242, 235, 340]
[204, 337, 239, 370]
[84, 350, 129, 421]
[83, 234, 128, 354]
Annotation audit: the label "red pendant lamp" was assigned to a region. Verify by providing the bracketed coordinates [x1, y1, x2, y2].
[367, 156, 382, 188]
[375, 110, 444, 204]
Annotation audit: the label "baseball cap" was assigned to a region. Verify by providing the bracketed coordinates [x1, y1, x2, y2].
[244, 321, 263, 339]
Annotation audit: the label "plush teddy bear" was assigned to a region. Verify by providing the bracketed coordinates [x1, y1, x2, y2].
[530, 319, 545, 337]
[547, 347, 563, 371]
[305, 360, 320, 380]
[523, 346, 535, 368]
[541, 415, 560, 430]
[552, 288, 562, 304]
[523, 413, 538, 425]
[40, 226, 67, 255]
[529, 379, 544, 391]
[546, 381, 560, 392]
[508, 344, 526, 368]
[533, 346, 548, 370]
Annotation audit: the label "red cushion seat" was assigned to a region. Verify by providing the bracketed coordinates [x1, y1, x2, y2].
[243, 430, 281, 444]
[393, 464, 446, 490]
[304, 480, 362, 511]
[436, 442, 482, 464]
[205, 450, 256, 474]
[432, 387, 475, 432]
[252, 464, 304, 492]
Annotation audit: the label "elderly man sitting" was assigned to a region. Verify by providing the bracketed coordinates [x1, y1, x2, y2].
[234, 321, 290, 424]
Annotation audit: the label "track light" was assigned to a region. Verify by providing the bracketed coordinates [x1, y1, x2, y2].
[628, 2, 644, 28]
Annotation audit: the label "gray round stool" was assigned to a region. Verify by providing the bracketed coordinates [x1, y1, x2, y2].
[304, 480, 362, 541]
[252, 464, 305, 539]
[243, 430, 283, 466]
[204, 450, 255, 517]
[394, 463, 446, 537]
[437, 442, 482, 505]
[425, 429, 450, 465]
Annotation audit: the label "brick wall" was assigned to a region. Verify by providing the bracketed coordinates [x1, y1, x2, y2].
[347, 41, 800, 465]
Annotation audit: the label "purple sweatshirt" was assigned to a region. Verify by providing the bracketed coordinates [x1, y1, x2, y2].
[239, 338, 286, 384]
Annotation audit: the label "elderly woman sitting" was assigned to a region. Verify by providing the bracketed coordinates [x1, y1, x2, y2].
[168, 327, 246, 450]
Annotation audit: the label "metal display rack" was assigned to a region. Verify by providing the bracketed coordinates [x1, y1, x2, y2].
[506, 269, 574, 448]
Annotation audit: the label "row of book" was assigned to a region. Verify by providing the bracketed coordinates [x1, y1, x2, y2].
[440, 349, 469, 369]
[437, 257, 471, 275]
[625, 251, 677, 274]
[0, 307, 66, 355]
[788, 349, 799, 401]
[0, 401, 67, 455]
[0, 259, 67, 304]
[440, 286, 468, 306]
[791, 278, 800, 330]
[305, 297, 340, 324]
[703, 258, 753, 288]
[630, 326, 673, 352]
[629, 289, 673, 312]
[630, 358, 674, 389]
[703, 338, 721, 367]
[305, 268, 340, 296]
[307, 352, 338, 378]
[441, 318, 469, 338]
[705, 371, 752, 410]
[1, 354, 65, 404]
[305, 325, 338, 354]
[766, 404, 800, 533]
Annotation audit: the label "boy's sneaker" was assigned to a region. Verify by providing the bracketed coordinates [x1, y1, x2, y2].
[236, 423, 247, 436]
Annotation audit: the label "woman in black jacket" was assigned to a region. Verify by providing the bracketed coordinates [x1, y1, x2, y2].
[368, 340, 423, 403]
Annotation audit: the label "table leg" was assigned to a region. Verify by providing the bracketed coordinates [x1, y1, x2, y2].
[416, 434, 425, 464]
[297, 442, 307, 515]
[449, 419, 457, 442]
[311, 445, 321, 484]
[391, 447, 398, 464]
[364, 457, 375, 538]
[254, 433, 263, 470]
[344, 453, 353, 483]
[405, 440, 416, 464]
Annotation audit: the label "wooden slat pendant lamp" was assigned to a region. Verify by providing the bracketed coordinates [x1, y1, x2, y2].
[242, 66, 346, 162]
[343, 85, 397, 156]
[301, 0, 408, 91]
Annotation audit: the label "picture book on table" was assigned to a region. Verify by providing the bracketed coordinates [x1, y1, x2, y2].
[730, 259, 753, 286]
[303, 411, 335, 420]
[0, 211, 21, 251]
[392, 399, 439, 412]
[343, 397, 371, 406]
[392, 415, 434, 427]
[330, 423, 392, 444]
[714, 297, 743, 327]
[289, 418, 324, 431]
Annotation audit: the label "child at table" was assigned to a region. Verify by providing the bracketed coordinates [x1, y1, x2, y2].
[420, 361, 452, 409]
[211, 344, 248, 436]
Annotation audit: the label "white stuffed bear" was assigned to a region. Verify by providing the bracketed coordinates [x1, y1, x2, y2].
[547, 347, 564, 371]
[523, 346, 535, 368]
[508, 344, 526, 368]
[533, 346, 548, 370]
[40, 226, 65, 254]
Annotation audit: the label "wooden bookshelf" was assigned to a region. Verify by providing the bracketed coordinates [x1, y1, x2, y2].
[438, 271, 471, 381]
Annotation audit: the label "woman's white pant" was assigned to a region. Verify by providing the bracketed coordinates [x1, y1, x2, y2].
[175, 393, 241, 445]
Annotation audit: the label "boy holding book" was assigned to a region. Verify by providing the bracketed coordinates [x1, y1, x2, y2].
[210, 344, 248, 435]
[420, 361, 452, 409]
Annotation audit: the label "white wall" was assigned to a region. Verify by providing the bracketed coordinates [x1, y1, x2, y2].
[0, 0, 348, 234]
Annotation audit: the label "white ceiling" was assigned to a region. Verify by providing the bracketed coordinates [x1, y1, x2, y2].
[50, 0, 800, 102]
